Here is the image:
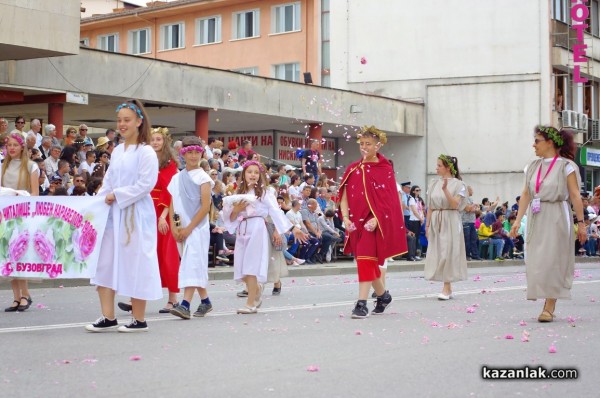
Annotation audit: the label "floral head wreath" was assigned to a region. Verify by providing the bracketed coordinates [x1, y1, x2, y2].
[116, 102, 144, 119]
[179, 145, 204, 156]
[357, 125, 387, 145]
[242, 160, 265, 173]
[151, 127, 170, 138]
[537, 126, 564, 147]
[6, 132, 25, 147]
[438, 154, 458, 176]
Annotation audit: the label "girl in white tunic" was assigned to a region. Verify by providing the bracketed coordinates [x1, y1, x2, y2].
[86, 100, 162, 333]
[223, 161, 305, 314]
[1, 132, 39, 312]
[167, 137, 214, 320]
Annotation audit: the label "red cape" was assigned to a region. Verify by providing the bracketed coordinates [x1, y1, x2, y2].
[338, 153, 407, 263]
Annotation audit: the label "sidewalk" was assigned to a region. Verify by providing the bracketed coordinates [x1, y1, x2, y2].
[3, 256, 598, 290]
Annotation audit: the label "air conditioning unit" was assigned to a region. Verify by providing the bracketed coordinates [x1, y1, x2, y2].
[578, 113, 588, 131]
[590, 119, 600, 141]
[561, 110, 577, 129]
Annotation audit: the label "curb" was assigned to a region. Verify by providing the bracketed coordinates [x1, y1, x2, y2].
[2, 257, 598, 290]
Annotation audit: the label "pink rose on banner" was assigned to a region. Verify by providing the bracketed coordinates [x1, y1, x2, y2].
[1, 263, 14, 277]
[8, 228, 29, 263]
[72, 226, 97, 262]
[47, 268, 59, 279]
[34, 229, 55, 263]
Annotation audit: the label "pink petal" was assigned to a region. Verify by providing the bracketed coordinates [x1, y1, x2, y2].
[466, 307, 476, 313]
[306, 365, 320, 372]
[422, 336, 430, 344]
[35, 303, 47, 309]
[519, 320, 527, 326]
[129, 355, 142, 361]
[355, 330, 363, 335]
[548, 344, 557, 353]
[430, 321, 439, 327]
[504, 334, 514, 340]
[473, 275, 481, 281]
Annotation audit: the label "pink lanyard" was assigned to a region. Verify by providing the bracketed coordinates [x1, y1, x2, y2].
[535, 155, 558, 194]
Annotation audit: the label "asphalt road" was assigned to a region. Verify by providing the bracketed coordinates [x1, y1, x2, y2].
[2, 263, 600, 398]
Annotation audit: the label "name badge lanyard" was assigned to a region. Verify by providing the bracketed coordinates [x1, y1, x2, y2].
[535, 155, 559, 197]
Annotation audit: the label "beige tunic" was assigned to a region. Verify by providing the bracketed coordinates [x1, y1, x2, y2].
[424, 178, 467, 282]
[524, 157, 578, 300]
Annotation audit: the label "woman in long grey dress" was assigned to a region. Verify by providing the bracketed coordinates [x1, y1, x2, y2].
[510, 126, 586, 322]
[424, 155, 467, 300]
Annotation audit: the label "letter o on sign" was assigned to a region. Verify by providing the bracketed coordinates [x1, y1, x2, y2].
[572, 3, 590, 22]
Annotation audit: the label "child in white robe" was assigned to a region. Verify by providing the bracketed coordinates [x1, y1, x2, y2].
[223, 161, 302, 314]
[167, 137, 214, 319]
[86, 100, 162, 333]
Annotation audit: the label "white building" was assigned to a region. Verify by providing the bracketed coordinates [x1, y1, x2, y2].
[329, 0, 600, 201]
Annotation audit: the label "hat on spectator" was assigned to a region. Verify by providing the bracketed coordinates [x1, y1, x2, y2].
[284, 165, 297, 171]
[50, 175, 62, 183]
[227, 141, 238, 150]
[74, 138, 84, 145]
[96, 136, 110, 147]
[400, 181, 411, 187]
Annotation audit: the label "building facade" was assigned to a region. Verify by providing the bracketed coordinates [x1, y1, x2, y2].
[80, 0, 322, 84]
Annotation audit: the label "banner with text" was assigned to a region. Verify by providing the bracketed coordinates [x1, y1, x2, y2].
[214, 131, 337, 168]
[0, 196, 110, 279]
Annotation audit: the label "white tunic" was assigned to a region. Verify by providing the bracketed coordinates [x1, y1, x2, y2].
[223, 188, 292, 283]
[91, 144, 162, 300]
[167, 168, 213, 289]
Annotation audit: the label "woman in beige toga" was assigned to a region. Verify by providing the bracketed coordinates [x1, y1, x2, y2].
[510, 126, 586, 322]
[425, 155, 468, 300]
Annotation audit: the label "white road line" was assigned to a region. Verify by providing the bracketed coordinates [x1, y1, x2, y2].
[1, 279, 599, 334]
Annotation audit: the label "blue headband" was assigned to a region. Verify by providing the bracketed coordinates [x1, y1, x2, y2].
[116, 102, 144, 119]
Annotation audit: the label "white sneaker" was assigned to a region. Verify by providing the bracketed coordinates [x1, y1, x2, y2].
[237, 306, 257, 314]
[437, 293, 451, 300]
[294, 258, 306, 265]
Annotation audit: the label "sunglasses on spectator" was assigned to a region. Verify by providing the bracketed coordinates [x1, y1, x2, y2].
[80, 128, 88, 131]
[415, 189, 421, 192]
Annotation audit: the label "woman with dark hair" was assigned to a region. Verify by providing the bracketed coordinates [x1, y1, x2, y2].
[407, 185, 425, 260]
[509, 126, 586, 323]
[424, 154, 468, 300]
[87, 177, 103, 196]
[59, 146, 79, 176]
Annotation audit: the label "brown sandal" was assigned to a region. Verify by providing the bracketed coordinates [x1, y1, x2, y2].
[538, 310, 555, 323]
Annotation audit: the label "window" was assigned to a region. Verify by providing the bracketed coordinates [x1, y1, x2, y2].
[129, 28, 150, 54]
[321, 0, 330, 87]
[592, 0, 599, 36]
[233, 67, 259, 75]
[552, 0, 568, 23]
[233, 10, 260, 39]
[274, 63, 300, 82]
[196, 16, 221, 45]
[160, 23, 185, 50]
[97, 33, 119, 52]
[80, 38, 90, 46]
[272, 3, 301, 33]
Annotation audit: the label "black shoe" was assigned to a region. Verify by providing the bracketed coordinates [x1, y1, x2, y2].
[471, 256, 482, 260]
[17, 296, 31, 311]
[371, 291, 377, 298]
[406, 257, 416, 262]
[5, 300, 19, 312]
[85, 316, 119, 332]
[118, 319, 149, 333]
[237, 290, 248, 298]
[373, 291, 393, 315]
[314, 254, 324, 264]
[305, 259, 315, 265]
[351, 300, 369, 319]
[118, 302, 132, 312]
[272, 286, 282, 296]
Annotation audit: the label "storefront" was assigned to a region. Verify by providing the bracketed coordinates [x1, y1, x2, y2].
[578, 146, 600, 192]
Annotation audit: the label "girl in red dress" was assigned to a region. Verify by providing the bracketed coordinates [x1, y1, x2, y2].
[150, 127, 181, 312]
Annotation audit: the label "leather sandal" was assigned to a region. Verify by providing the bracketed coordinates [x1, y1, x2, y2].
[538, 310, 555, 322]
[5, 300, 20, 312]
[159, 301, 178, 314]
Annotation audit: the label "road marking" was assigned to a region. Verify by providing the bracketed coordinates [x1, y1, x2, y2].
[1, 279, 598, 334]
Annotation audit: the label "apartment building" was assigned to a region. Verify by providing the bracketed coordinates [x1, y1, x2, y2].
[80, 0, 323, 84]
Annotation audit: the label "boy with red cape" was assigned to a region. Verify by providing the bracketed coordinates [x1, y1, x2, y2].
[339, 126, 407, 318]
